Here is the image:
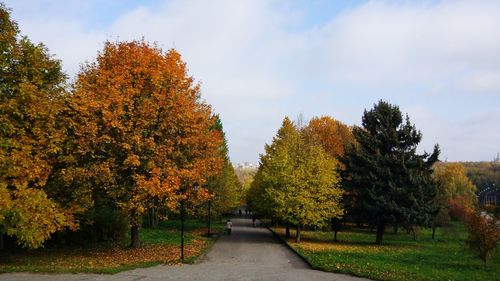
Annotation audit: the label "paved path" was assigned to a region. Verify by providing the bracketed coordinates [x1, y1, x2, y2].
[0, 217, 369, 281]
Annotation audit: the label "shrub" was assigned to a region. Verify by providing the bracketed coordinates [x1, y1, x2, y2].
[465, 211, 500, 264]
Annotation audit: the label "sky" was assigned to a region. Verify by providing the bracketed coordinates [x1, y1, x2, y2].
[5, 0, 500, 164]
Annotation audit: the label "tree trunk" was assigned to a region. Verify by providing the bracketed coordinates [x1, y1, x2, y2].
[334, 230, 338, 242]
[411, 227, 417, 241]
[296, 225, 301, 243]
[393, 224, 398, 234]
[375, 223, 385, 244]
[153, 207, 159, 228]
[285, 225, 291, 238]
[130, 225, 140, 248]
[431, 223, 436, 240]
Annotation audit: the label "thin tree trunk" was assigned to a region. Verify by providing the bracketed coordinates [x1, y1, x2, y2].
[375, 223, 385, 244]
[296, 225, 301, 243]
[432, 224, 436, 240]
[152, 207, 158, 228]
[130, 225, 140, 248]
[334, 230, 338, 242]
[285, 225, 291, 238]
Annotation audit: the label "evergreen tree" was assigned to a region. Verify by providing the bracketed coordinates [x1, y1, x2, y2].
[345, 101, 439, 244]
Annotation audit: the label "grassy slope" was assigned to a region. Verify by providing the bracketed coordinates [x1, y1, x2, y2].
[273, 225, 499, 281]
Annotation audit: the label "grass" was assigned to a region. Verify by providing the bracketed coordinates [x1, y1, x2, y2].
[272, 225, 500, 281]
[0, 218, 224, 274]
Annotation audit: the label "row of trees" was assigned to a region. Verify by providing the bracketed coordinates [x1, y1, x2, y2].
[248, 101, 442, 244]
[0, 4, 240, 249]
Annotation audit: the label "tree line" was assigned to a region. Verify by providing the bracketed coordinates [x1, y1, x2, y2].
[0, 4, 241, 249]
[248, 100, 498, 258]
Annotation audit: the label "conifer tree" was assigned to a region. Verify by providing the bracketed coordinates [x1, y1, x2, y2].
[345, 101, 439, 244]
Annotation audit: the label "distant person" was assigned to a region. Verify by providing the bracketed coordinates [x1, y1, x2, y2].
[226, 219, 233, 235]
[238, 209, 242, 217]
[245, 209, 249, 215]
[252, 216, 256, 227]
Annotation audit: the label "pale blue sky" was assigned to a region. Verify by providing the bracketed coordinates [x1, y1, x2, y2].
[5, 0, 500, 163]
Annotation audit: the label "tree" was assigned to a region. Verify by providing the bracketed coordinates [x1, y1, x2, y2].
[235, 166, 257, 200]
[431, 162, 477, 237]
[0, 4, 77, 249]
[70, 41, 223, 247]
[304, 116, 356, 169]
[204, 117, 241, 217]
[253, 117, 344, 242]
[465, 211, 500, 264]
[344, 100, 439, 244]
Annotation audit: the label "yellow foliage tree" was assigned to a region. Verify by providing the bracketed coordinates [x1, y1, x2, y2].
[253, 117, 344, 242]
[0, 4, 76, 249]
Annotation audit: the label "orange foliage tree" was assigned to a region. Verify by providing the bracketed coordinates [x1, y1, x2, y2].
[465, 211, 500, 264]
[69, 41, 223, 247]
[304, 116, 356, 169]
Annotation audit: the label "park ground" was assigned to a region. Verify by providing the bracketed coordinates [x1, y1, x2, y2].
[0, 216, 498, 281]
[271, 224, 500, 281]
[0, 219, 223, 274]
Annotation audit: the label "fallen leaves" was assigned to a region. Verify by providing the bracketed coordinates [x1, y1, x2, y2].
[0, 231, 209, 273]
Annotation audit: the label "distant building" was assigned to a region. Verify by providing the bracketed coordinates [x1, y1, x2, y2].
[235, 162, 257, 169]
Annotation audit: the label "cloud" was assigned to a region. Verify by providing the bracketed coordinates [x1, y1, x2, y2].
[316, 1, 500, 91]
[5, 0, 500, 163]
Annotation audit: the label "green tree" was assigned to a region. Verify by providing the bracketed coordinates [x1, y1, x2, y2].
[253, 117, 344, 242]
[344, 100, 439, 244]
[204, 117, 241, 217]
[0, 4, 78, 249]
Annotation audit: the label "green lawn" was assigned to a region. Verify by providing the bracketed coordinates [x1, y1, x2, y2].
[0, 218, 224, 274]
[272, 225, 500, 281]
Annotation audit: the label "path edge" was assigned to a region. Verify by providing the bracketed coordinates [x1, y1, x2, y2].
[265, 225, 315, 269]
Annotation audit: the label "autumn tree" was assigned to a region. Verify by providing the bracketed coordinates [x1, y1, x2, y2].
[344, 101, 440, 244]
[70, 41, 223, 247]
[304, 116, 356, 169]
[253, 117, 344, 242]
[0, 4, 78, 249]
[465, 211, 500, 264]
[235, 166, 257, 200]
[203, 117, 241, 217]
[431, 162, 477, 237]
